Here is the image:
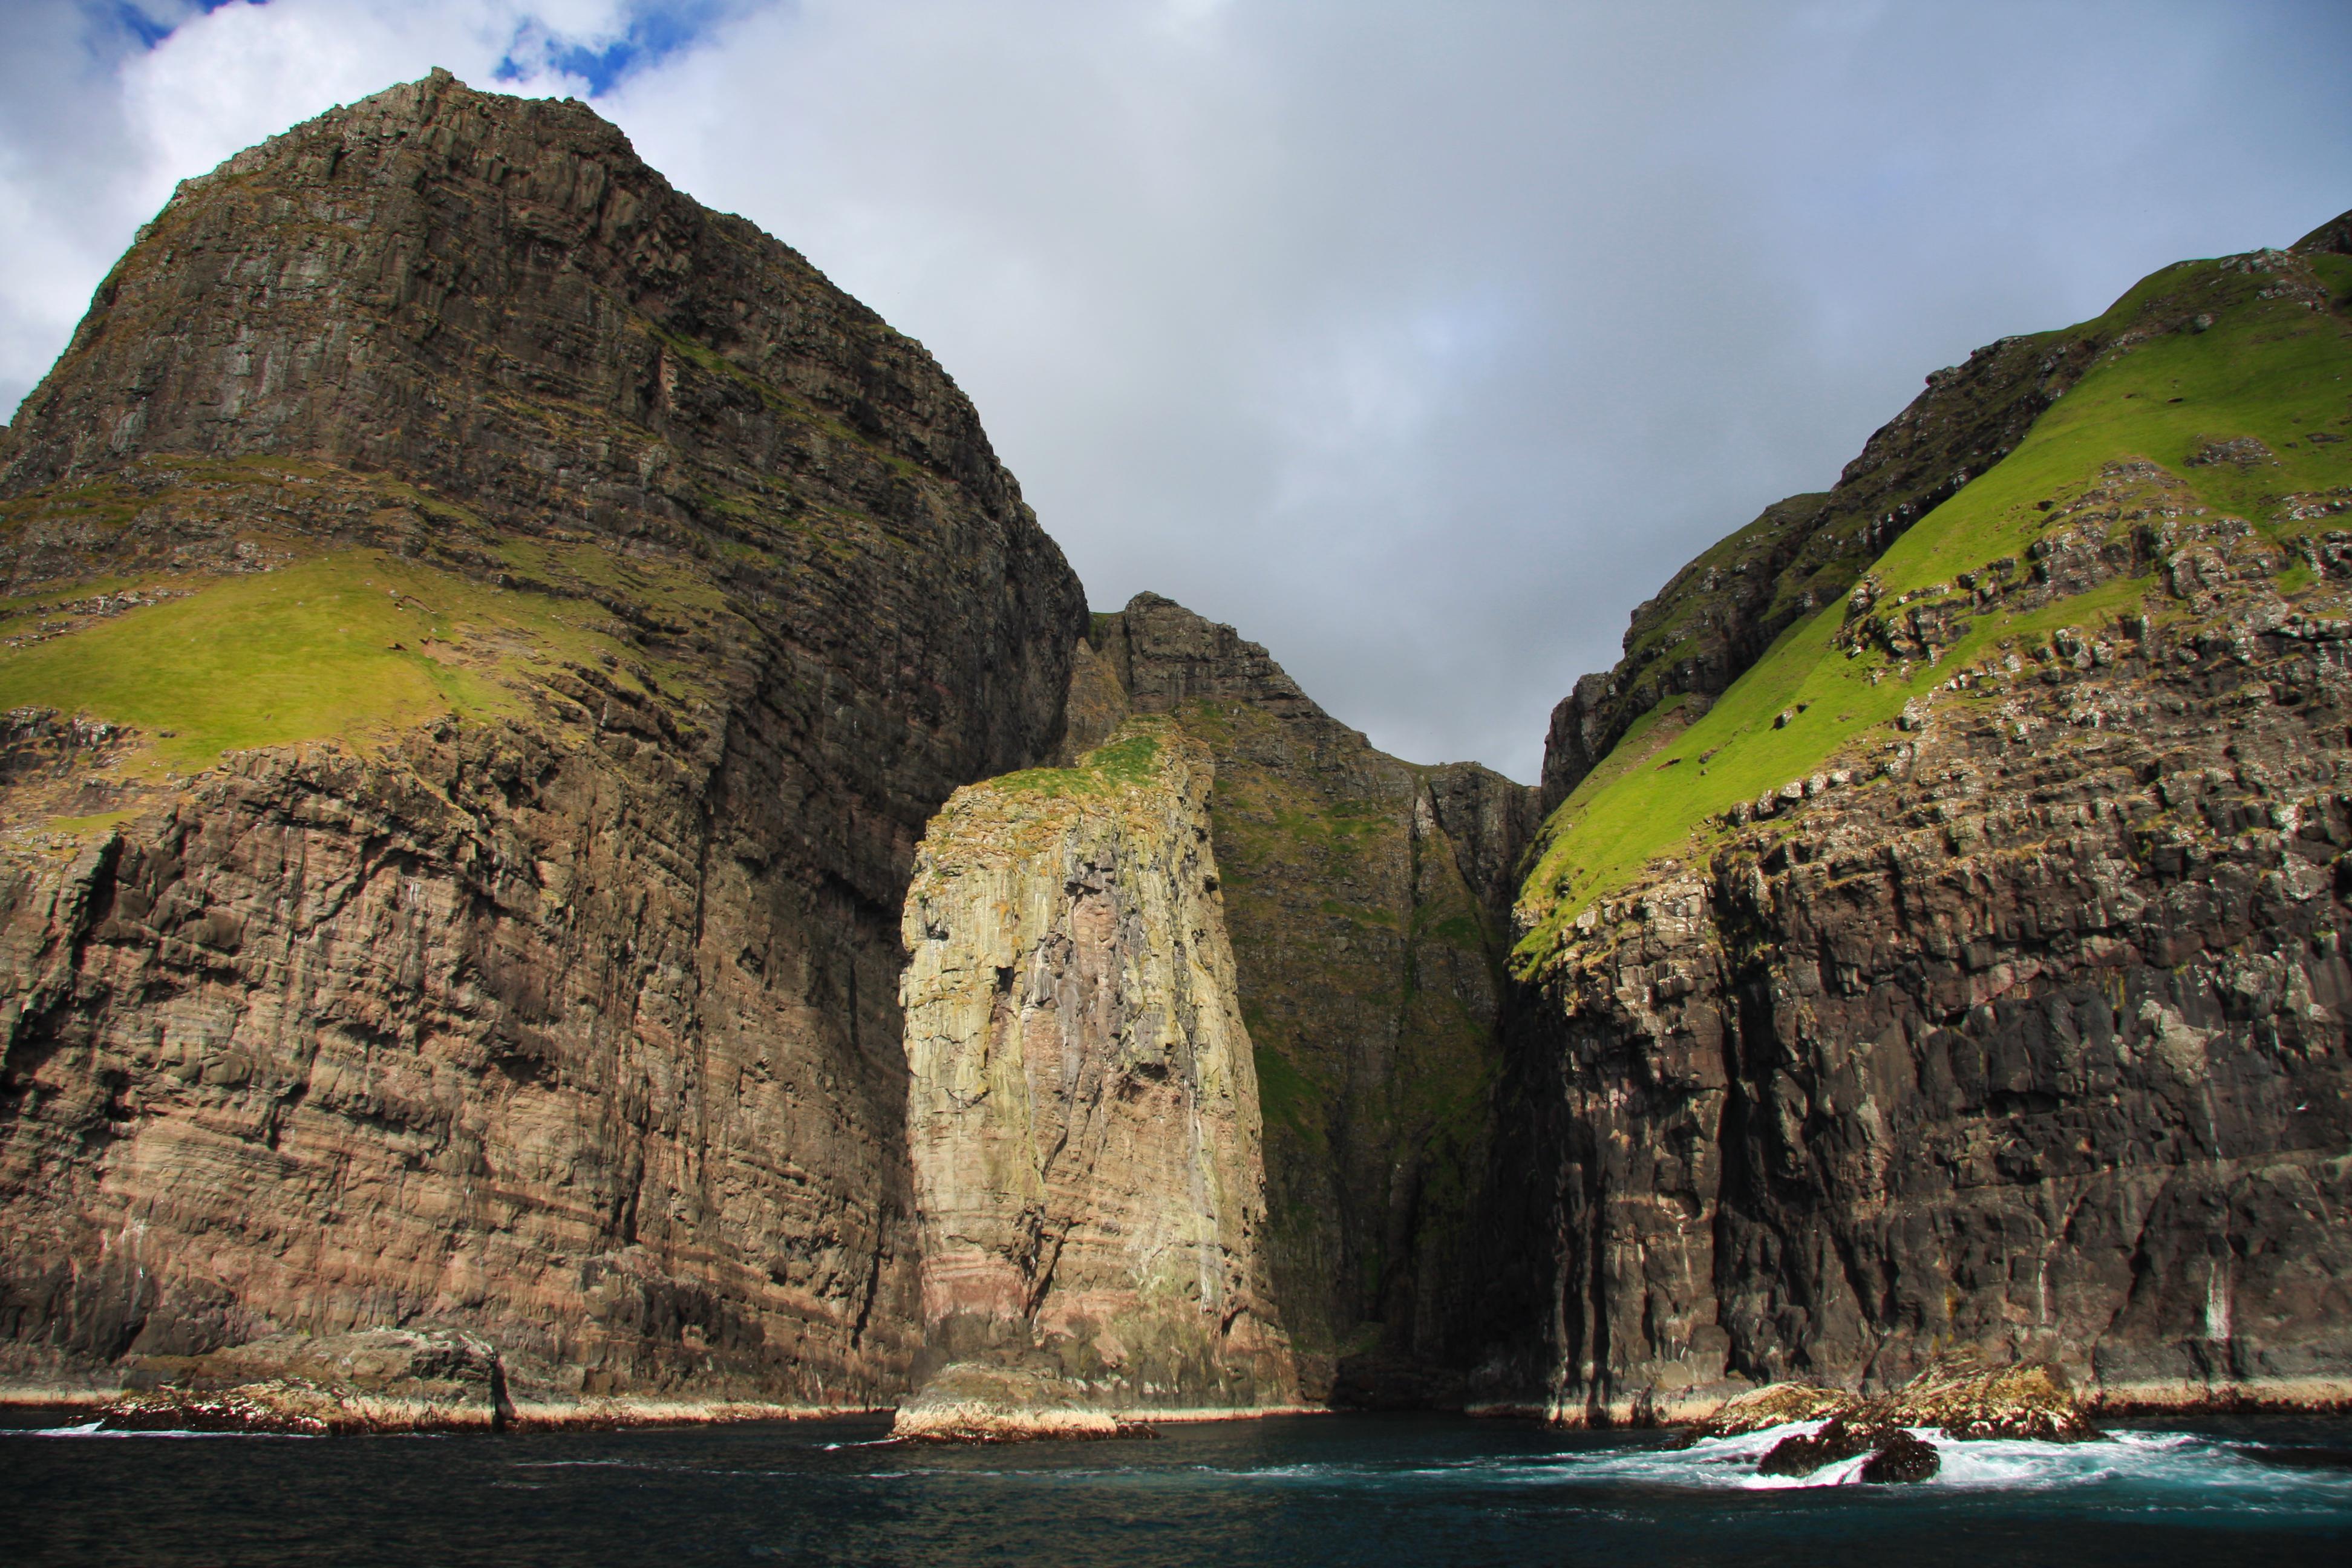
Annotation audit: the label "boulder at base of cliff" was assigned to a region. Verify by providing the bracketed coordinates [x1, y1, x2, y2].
[1757, 1415, 1894, 1477]
[890, 1365, 1150, 1442]
[1757, 1416, 1944, 1483]
[1859, 1429, 1942, 1483]
[98, 1381, 344, 1435]
[1685, 1381, 1860, 1440]
[1878, 1358, 2102, 1442]
[1742, 1356, 2096, 1477]
[103, 1325, 511, 1433]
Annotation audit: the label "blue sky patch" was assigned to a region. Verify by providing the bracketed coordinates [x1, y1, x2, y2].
[494, 2, 726, 98]
[114, 0, 259, 51]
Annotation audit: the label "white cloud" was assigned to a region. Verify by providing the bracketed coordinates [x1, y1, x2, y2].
[3, 0, 2349, 779]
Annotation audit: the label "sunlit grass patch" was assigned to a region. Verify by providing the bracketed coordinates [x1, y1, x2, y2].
[1513, 251, 2352, 973]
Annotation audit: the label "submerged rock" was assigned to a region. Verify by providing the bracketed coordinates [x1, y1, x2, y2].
[1859, 1429, 1942, 1483]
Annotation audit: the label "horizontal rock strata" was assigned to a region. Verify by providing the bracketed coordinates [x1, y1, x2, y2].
[894, 721, 1295, 1436]
[0, 70, 1085, 1417]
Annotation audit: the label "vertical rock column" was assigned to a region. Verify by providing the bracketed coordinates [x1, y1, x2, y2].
[893, 721, 1296, 1437]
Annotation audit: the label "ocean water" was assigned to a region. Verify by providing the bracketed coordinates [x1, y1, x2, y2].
[8, 1408, 2350, 1566]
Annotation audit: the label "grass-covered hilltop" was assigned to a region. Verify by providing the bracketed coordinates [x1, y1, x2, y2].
[1519, 214, 2352, 970]
[1495, 208, 2352, 1425]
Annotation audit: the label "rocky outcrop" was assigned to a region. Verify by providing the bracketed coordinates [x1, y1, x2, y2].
[1501, 224, 2352, 1423]
[1083, 595, 1536, 1402]
[893, 721, 1295, 1433]
[1684, 1379, 1855, 1439]
[1738, 1359, 2093, 1480]
[0, 71, 1085, 1417]
[90, 1324, 511, 1432]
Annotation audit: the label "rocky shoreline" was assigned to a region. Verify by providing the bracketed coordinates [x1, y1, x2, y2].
[9, 1351, 2345, 1441]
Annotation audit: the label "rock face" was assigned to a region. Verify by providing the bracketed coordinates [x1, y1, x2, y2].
[893, 722, 1295, 1432]
[0, 73, 1085, 1414]
[1501, 221, 2352, 1422]
[1084, 595, 1536, 1402]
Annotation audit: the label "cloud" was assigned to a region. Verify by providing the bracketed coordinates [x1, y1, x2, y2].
[0, 1, 737, 436]
[4, 1, 2349, 780]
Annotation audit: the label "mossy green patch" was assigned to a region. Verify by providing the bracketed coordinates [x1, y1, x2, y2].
[1252, 1042, 1324, 1146]
[988, 728, 1166, 800]
[45, 811, 136, 835]
[1515, 250, 2352, 973]
[0, 547, 662, 773]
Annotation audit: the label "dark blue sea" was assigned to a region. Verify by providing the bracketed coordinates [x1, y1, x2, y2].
[10, 1408, 2350, 1566]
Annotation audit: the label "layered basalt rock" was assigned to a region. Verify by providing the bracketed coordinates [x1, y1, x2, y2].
[1514, 691, 2352, 1419]
[1501, 221, 2352, 1423]
[0, 71, 1085, 1414]
[1083, 595, 1536, 1402]
[893, 722, 1295, 1433]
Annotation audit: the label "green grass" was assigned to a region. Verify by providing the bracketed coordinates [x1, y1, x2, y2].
[1514, 249, 2352, 973]
[0, 547, 659, 773]
[987, 728, 1166, 799]
[1252, 1042, 1324, 1145]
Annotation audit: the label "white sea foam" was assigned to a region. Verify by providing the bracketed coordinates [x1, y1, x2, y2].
[1416, 1423, 2352, 1514]
[13, 1422, 318, 1440]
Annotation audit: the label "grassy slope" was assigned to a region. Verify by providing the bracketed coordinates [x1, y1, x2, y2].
[1516, 250, 2352, 973]
[0, 461, 736, 781]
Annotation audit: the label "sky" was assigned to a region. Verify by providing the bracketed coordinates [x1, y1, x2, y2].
[2, 2, 2348, 781]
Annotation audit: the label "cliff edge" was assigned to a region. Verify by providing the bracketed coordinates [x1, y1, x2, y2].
[0, 70, 1085, 1417]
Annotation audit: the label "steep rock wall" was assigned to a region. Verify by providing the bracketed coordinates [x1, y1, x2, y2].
[0, 73, 1086, 1411]
[1509, 610, 2352, 1419]
[895, 722, 1295, 1422]
[1088, 595, 1536, 1401]
[1500, 226, 2352, 1421]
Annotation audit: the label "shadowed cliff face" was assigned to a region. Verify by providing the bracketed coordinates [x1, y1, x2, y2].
[895, 722, 1295, 1428]
[1500, 220, 2352, 1420]
[1083, 595, 1537, 1403]
[0, 71, 1086, 1410]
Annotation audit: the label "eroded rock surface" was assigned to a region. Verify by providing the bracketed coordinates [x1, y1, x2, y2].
[894, 722, 1295, 1434]
[94, 1324, 509, 1432]
[1085, 596, 1537, 1402]
[0, 71, 1085, 1417]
